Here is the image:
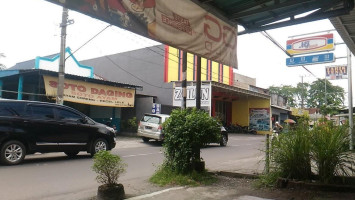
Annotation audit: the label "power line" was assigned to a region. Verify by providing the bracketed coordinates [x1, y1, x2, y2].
[67, 24, 112, 60]
[111, 27, 234, 81]
[261, 31, 319, 79]
[104, 55, 173, 90]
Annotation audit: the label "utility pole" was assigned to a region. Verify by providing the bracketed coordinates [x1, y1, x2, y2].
[56, 7, 68, 105]
[182, 51, 187, 109]
[347, 47, 353, 150]
[301, 75, 304, 109]
[196, 56, 201, 109]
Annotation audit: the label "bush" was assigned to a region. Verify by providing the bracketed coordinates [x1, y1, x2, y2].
[162, 108, 221, 174]
[121, 117, 138, 131]
[270, 122, 312, 180]
[269, 119, 355, 184]
[311, 121, 355, 183]
[92, 151, 127, 185]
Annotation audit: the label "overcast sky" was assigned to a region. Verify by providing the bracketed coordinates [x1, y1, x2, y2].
[1, 0, 354, 104]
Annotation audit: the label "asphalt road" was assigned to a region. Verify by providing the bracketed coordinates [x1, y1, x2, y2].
[0, 134, 266, 200]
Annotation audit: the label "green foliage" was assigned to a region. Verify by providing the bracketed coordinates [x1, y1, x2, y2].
[307, 79, 345, 115]
[92, 151, 127, 185]
[121, 117, 138, 131]
[311, 121, 355, 183]
[269, 85, 297, 107]
[271, 122, 312, 180]
[149, 163, 217, 186]
[162, 108, 221, 174]
[268, 120, 355, 184]
[0, 53, 6, 70]
[268, 79, 345, 114]
[255, 171, 281, 188]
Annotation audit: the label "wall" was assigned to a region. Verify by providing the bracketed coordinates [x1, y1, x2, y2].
[249, 98, 271, 134]
[136, 96, 154, 121]
[232, 100, 249, 126]
[232, 98, 271, 134]
[90, 105, 121, 130]
[81, 45, 173, 106]
[233, 73, 256, 89]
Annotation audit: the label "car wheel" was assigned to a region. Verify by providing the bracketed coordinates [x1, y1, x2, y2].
[142, 137, 149, 143]
[0, 140, 26, 165]
[64, 151, 79, 157]
[220, 134, 228, 147]
[91, 138, 108, 157]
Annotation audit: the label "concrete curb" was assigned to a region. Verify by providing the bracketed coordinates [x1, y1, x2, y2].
[209, 171, 260, 179]
[277, 177, 355, 193]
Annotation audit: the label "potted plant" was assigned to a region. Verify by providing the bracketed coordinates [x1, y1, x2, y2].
[92, 151, 127, 200]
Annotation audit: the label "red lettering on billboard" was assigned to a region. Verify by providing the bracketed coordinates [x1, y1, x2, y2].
[49, 81, 58, 88]
[204, 15, 221, 42]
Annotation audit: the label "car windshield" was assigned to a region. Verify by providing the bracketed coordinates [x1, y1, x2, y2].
[142, 115, 161, 124]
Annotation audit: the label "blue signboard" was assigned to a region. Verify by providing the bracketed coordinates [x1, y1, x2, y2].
[152, 103, 161, 114]
[286, 53, 334, 67]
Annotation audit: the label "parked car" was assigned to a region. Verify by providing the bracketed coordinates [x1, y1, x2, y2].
[0, 99, 116, 165]
[137, 113, 228, 146]
[137, 113, 170, 142]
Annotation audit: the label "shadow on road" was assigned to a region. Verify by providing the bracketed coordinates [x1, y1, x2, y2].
[19, 153, 92, 166]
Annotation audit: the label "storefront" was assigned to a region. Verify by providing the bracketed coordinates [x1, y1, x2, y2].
[0, 69, 141, 131]
[173, 81, 271, 134]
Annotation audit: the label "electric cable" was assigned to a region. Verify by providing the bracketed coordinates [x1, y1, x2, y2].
[261, 31, 319, 79]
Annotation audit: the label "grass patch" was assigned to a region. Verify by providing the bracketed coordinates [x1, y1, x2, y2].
[254, 171, 281, 188]
[149, 165, 217, 186]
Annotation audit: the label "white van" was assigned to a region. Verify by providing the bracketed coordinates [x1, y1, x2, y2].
[137, 114, 170, 142]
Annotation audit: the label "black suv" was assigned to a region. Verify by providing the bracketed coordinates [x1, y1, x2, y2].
[0, 99, 116, 165]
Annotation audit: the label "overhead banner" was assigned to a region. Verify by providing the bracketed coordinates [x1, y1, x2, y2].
[43, 76, 135, 107]
[286, 33, 334, 55]
[325, 65, 348, 80]
[45, 0, 238, 68]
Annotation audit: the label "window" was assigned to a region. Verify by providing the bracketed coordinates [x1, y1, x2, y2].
[57, 108, 83, 123]
[0, 102, 25, 117]
[28, 105, 55, 120]
[142, 115, 161, 124]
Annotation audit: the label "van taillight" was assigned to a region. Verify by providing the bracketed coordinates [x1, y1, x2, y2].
[158, 125, 162, 131]
[138, 122, 141, 127]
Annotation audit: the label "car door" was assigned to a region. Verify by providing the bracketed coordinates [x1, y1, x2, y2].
[54, 107, 94, 150]
[26, 104, 60, 151]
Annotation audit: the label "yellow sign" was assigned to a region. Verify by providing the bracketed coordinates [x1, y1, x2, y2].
[290, 107, 309, 116]
[43, 76, 135, 107]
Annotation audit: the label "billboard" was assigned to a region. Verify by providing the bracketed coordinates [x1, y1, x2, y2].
[286, 33, 334, 55]
[325, 65, 348, 80]
[45, 0, 238, 68]
[249, 108, 270, 131]
[173, 84, 211, 107]
[43, 76, 135, 107]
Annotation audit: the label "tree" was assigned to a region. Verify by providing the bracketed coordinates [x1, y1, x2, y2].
[307, 79, 345, 115]
[295, 82, 310, 108]
[269, 85, 297, 107]
[269, 79, 345, 115]
[0, 53, 6, 70]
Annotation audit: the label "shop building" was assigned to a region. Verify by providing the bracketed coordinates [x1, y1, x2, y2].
[5, 45, 275, 134]
[2, 48, 141, 131]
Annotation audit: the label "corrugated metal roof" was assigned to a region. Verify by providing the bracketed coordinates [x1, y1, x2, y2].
[330, 1, 355, 55]
[0, 69, 142, 90]
[194, 0, 354, 35]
